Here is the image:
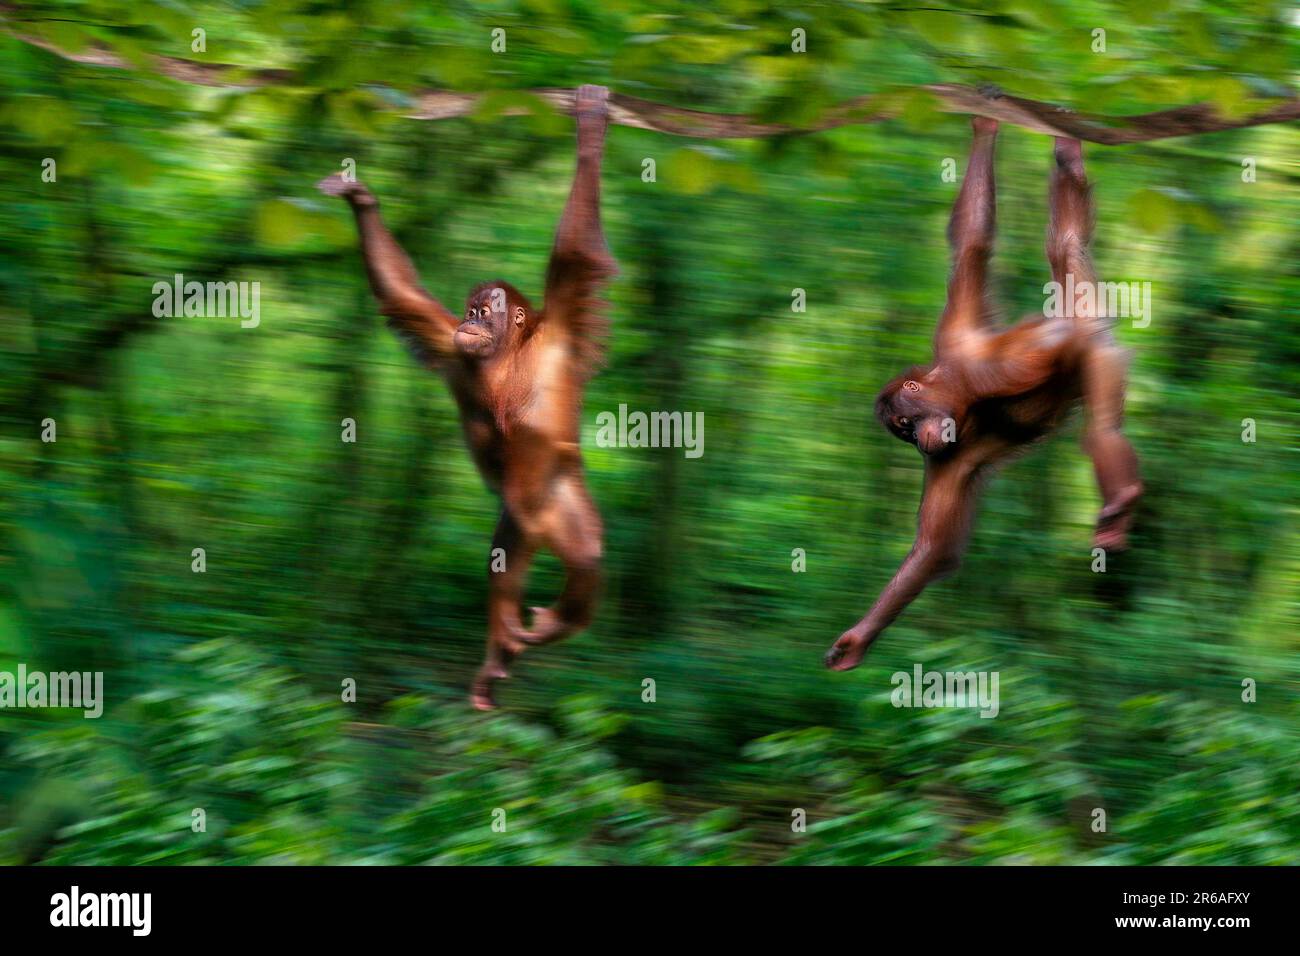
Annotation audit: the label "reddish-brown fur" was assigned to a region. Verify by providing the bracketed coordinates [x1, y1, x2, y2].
[825, 117, 1142, 672]
[319, 85, 617, 708]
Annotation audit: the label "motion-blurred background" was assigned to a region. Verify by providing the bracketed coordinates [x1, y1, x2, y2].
[0, 1, 1296, 864]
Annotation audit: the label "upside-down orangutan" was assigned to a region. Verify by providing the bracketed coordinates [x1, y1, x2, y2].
[825, 117, 1142, 672]
[319, 85, 617, 709]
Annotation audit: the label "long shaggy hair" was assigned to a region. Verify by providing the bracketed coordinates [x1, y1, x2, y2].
[541, 250, 617, 382]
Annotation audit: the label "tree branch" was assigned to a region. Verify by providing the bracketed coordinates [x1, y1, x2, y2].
[4, 12, 1298, 143]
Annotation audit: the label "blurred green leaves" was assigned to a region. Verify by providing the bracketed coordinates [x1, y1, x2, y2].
[0, 0, 1296, 868]
[254, 197, 351, 251]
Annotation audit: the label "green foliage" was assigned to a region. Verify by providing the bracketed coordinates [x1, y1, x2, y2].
[1, 643, 748, 864]
[0, 0, 1297, 865]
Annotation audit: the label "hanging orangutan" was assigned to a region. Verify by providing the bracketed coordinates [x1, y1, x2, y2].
[826, 117, 1141, 672]
[319, 85, 617, 709]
